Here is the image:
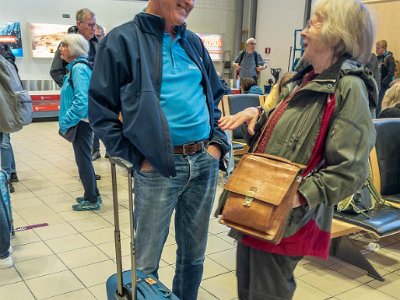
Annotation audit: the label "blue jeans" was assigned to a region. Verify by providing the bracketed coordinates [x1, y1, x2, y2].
[133, 151, 219, 300]
[1, 133, 16, 176]
[0, 136, 11, 259]
[72, 122, 99, 202]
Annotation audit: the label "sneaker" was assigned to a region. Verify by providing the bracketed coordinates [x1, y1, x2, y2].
[10, 173, 19, 183]
[72, 200, 100, 211]
[91, 150, 101, 161]
[76, 195, 102, 204]
[0, 255, 14, 269]
[9, 182, 15, 193]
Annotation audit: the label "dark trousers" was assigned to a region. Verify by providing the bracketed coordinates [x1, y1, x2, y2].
[237, 241, 303, 300]
[72, 122, 99, 203]
[376, 85, 389, 117]
[92, 133, 100, 151]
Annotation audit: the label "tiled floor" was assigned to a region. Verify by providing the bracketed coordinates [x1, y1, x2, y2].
[1, 121, 400, 300]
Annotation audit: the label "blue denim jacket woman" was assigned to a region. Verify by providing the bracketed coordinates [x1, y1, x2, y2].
[59, 34, 101, 211]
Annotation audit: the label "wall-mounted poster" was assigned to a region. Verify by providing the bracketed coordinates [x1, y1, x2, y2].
[30, 23, 71, 58]
[0, 21, 23, 57]
[196, 33, 223, 61]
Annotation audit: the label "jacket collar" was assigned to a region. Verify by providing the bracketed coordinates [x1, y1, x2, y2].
[290, 54, 352, 84]
[289, 55, 378, 105]
[134, 12, 187, 39]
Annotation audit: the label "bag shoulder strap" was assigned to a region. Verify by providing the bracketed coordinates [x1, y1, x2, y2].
[68, 60, 93, 90]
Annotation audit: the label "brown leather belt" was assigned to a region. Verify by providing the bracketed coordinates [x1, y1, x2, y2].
[173, 140, 209, 155]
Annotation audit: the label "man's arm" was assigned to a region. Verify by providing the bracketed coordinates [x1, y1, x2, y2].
[50, 47, 66, 88]
[233, 51, 242, 71]
[256, 52, 266, 72]
[88, 35, 140, 166]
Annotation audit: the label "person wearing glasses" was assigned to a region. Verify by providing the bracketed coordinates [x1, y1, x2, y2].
[219, 0, 376, 298]
[58, 34, 102, 211]
[233, 38, 266, 83]
[50, 8, 98, 88]
[95, 24, 105, 41]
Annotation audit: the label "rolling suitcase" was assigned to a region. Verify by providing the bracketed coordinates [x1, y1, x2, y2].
[0, 170, 13, 235]
[106, 157, 179, 300]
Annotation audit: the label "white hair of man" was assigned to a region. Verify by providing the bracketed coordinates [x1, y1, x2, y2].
[246, 38, 256, 45]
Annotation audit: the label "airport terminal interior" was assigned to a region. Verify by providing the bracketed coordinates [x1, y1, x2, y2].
[0, 123, 400, 299]
[1, 0, 400, 299]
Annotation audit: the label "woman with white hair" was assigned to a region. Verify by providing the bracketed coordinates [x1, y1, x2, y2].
[219, 0, 376, 298]
[58, 34, 101, 211]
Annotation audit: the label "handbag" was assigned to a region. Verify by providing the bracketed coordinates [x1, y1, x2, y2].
[58, 125, 78, 142]
[336, 160, 387, 216]
[219, 153, 305, 244]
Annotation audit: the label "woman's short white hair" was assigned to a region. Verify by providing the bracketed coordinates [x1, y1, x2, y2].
[62, 34, 89, 57]
[312, 0, 375, 64]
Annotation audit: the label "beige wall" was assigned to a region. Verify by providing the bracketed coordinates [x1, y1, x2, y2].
[364, 0, 400, 59]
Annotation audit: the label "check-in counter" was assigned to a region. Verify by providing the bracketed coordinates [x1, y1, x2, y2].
[22, 80, 60, 119]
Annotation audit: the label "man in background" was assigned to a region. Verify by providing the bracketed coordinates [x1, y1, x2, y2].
[90, 24, 105, 161]
[376, 40, 395, 116]
[88, 0, 229, 298]
[50, 8, 97, 87]
[233, 38, 266, 83]
[0, 43, 19, 193]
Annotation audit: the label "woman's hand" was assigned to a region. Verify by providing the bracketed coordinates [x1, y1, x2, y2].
[218, 107, 260, 135]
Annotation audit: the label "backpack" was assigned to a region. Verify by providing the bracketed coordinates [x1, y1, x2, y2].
[68, 60, 93, 90]
[336, 160, 390, 216]
[239, 51, 260, 74]
[0, 55, 32, 133]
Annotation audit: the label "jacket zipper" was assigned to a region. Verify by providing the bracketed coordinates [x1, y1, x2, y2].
[156, 33, 175, 177]
[289, 92, 313, 151]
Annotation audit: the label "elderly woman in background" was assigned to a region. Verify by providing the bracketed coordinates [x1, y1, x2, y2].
[58, 34, 101, 211]
[219, 0, 376, 298]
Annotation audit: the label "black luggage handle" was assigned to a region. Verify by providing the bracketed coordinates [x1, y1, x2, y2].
[110, 157, 136, 300]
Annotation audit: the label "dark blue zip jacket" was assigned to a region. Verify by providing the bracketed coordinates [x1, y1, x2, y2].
[88, 13, 229, 177]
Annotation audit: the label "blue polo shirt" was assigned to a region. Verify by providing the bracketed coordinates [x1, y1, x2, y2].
[160, 33, 210, 146]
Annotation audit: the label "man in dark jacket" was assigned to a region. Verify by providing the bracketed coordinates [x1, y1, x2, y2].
[49, 8, 97, 87]
[88, 1, 228, 299]
[376, 40, 395, 116]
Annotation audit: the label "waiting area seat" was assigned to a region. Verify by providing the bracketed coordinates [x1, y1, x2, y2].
[372, 118, 400, 203]
[331, 118, 400, 282]
[221, 94, 264, 155]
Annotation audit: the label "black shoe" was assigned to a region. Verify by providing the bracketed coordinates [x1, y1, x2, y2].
[10, 173, 19, 183]
[9, 182, 15, 193]
[91, 150, 101, 161]
[95, 174, 101, 180]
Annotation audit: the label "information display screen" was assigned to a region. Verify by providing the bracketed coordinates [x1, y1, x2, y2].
[196, 33, 223, 61]
[0, 21, 23, 57]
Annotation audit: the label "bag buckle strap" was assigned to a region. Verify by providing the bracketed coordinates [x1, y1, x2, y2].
[243, 189, 256, 207]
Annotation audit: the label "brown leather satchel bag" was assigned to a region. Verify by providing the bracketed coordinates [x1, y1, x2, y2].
[219, 153, 305, 244]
